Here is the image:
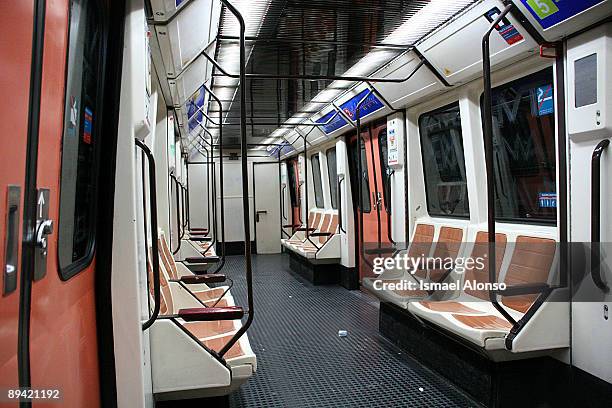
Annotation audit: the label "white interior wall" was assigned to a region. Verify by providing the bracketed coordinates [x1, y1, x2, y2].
[187, 163, 210, 230]
[111, 2, 153, 406]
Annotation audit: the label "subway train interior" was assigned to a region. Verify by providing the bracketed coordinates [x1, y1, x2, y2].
[2, 0, 612, 407]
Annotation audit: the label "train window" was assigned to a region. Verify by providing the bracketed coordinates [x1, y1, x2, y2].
[418, 103, 470, 218]
[58, 0, 103, 279]
[326, 148, 338, 209]
[482, 68, 557, 224]
[378, 128, 391, 213]
[311, 154, 324, 208]
[287, 161, 298, 207]
[348, 137, 371, 213]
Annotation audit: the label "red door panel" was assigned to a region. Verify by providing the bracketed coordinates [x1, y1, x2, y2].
[29, 0, 101, 405]
[0, 1, 35, 396]
[349, 120, 392, 282]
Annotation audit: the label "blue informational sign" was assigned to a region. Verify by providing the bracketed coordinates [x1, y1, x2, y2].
[176, 0, 185, 7]
[539, 192, 557, 208]
[535, 84, 554, 116]
[316, 110, 348, 134]
[485, 8, 524, 45]
[267, 141, 295, 157]
[187, 86, 206, 132]
[83, 107, 93, 144]
[339, 89, 385, 122]
[520, 0, 605, 29]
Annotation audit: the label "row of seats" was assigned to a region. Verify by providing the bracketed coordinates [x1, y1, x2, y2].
[147, 230, 256, 400]
[281, 209, 341, 261]
[176, 227, 220, 273]
[363, 222, 569, 359]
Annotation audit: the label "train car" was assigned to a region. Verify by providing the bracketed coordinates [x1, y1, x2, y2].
[1, 0, 612, 406]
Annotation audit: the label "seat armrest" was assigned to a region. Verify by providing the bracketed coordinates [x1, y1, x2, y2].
[184, 256, 220, 264]
[494, 283, 549, 296]
[296, 227, 316, 232]
[190, 236, 213, 242]
[363, 246, 396, 255]
[283, 224, 301, 228]
[310, 232, 333, 237]
[180, 274, 226, 284]
[178, 306, 244, 321]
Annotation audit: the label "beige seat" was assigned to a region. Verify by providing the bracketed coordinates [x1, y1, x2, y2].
[362, 224, 437, 306]
[409, 235, 558, 351]
[158, 233, 232, 307]
[146, 258, 257, 383]
[281, 209, 323, 247]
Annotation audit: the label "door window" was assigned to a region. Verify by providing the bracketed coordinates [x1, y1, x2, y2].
[348, 137, 371, 213]
[58, 0, 103, 279]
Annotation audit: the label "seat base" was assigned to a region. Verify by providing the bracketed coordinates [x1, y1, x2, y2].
[379, 301, 571, 407]
[285, 250, 358, 289]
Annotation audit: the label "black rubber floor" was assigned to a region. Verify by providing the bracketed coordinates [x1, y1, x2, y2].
[224, 254, 479, 408]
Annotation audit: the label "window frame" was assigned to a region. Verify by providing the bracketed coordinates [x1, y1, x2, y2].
[57, 0, 107, 280]
[326, 147, 338, 209]
[310, 153, 325, 208]
[418, 101, 470, 219]
[479, 67, 558, 226]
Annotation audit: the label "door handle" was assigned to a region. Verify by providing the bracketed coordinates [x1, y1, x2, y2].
[35, 219, 53, 251]
[256, 210, 267, 223]
[3, 186, 20, 295]
[591, 139, 610, 293]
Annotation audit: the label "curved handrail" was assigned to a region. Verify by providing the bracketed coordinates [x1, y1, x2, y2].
[482, 3, 518, 326]
[591, 139, 610, 293]
[136, 139, 161, 331]
[170, 173, 183, 255]
[338, 175, 346, 234]
[356, 89, 376, 270]
[217, 0, 253, 358]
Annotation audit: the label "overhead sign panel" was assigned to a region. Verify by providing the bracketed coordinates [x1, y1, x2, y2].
[316, 110, 348, 134]
[339, 89, 385, 122]
[187, 86, 206, 132]
[519, 0, 605, 29]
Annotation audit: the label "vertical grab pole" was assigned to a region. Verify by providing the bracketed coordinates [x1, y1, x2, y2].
[170, 173, 183, 255]
[356, 89, 376, 269]
[591, 139, 610, 293]
[136, 139, 161, 331]
[218, 0, 253, 358]
[200, 84, 226, 272]
[482, 4, 517, 325]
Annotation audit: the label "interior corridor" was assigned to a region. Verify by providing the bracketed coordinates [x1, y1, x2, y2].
[219, 254, 479, 407]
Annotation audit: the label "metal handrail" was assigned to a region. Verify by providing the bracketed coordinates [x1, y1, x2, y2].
[169, 173, 183, 255]
[355, 89, 376, 270]
[482, 3, 518, 326]
[338, 175, 346, 234]
[591, 139, 610, 293]
[136, 139, 161, 331]
[203, 48, 432, 83]
[217, 0, 253, 358]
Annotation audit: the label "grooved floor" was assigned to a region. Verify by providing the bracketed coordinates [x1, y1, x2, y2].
[223, 254, 478, 408]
